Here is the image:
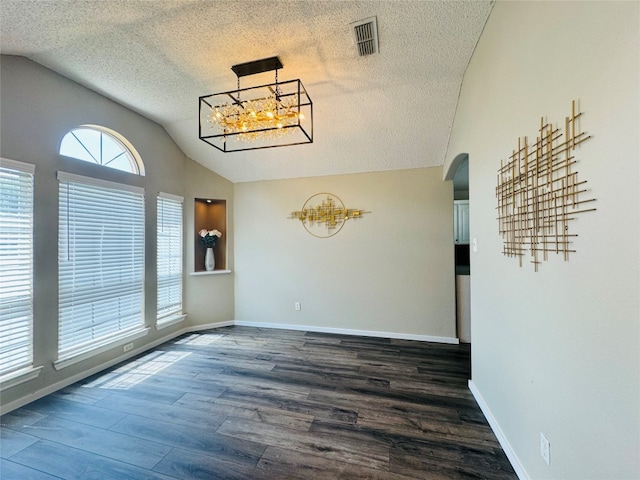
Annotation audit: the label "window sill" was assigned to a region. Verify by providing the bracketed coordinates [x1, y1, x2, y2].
[157, 313, 187, 330]
[0, 366, 43, 392]
[189, 270, 232, 276]
[54, 327, 150, 371]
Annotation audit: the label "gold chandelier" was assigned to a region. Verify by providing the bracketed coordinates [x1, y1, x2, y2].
[199, 57, 313, 153]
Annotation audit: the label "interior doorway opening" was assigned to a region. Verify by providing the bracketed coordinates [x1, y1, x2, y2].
[453, 155, 469, 274]
[446, 154, 471, 344]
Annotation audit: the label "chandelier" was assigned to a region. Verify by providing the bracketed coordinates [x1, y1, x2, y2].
[199, 56, 313, 153]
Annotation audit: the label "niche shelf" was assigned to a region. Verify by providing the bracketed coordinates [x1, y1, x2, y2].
[194, 198, 227, 272]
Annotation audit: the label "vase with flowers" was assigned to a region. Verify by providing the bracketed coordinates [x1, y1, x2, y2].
[199, 228, 222, 271]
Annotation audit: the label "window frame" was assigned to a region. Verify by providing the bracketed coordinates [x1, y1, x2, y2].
[56, 171, 148, 370]
[157, 192, 186, 328]
[59, 124, 145, 176]
[0, 158, 42, 390]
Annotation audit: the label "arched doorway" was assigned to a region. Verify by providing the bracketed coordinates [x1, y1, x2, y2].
[445, 154, 471, 344]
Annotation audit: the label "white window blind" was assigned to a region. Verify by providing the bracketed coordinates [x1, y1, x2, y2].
[58, 172, 145, 360]
[0, 159, 35, 377]
[157, 193, 183, 323]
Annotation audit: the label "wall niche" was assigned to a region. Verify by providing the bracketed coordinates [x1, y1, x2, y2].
[194, 198, 227, 272]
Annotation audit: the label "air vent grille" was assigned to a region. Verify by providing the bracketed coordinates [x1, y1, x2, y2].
[352, 16, 378, 57]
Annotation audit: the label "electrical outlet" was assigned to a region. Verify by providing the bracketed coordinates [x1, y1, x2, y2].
[540, 432, 550, 465]
[123, 343, 134, 353]
[294, 302, 301, 311]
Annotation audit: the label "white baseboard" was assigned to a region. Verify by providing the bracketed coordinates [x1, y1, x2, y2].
[233, 320, 459, 344]
[468, 380, 529, 480]
[184, 320, 235, 333]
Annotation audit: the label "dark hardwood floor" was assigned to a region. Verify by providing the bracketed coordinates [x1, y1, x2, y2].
[1, 326, 517, 479]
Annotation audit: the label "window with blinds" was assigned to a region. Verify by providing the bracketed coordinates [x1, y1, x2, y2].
[0, 159, 35, 378]
[157, 193, 184, 324]
[58, 172, 145, 361]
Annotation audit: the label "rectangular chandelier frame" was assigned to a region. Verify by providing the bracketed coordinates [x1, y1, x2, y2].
[199, 78, 313, 153]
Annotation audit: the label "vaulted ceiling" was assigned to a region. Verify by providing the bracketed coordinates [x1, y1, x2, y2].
[0, 0, 493, 183]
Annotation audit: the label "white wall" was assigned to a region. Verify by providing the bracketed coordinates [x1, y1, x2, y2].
[445, 2, 639, 478]
[0, 55, 234, 409]
[234, 168, 457, 341]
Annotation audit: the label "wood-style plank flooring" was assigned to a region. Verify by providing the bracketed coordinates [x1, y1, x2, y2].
[1, 326, 517, 479]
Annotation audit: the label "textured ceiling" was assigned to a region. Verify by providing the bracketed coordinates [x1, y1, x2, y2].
[0, 0, 493, 183]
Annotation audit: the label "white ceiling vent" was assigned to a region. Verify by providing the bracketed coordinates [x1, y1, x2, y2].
[351, 16, 379, 57]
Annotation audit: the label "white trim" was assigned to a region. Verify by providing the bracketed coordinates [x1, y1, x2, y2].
[0, 366, 43, 392]
[54, 328, 150, 371]
[156, 314, 187, 330]
[57, 170, 144, 194]
[158, 191, 184, 203]
[184, 321, 235, 332]
[233, 321, 459, 344]
[0, 157, 35, 174]
[468, 380, 529, 480]
[189, 270, 232, 276]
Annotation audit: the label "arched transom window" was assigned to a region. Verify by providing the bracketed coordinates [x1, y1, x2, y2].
[59, 125, 145, 175]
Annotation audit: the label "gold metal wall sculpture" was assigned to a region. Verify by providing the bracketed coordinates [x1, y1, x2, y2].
[290, 193, 367, 238]
[496, 100, 596, 271]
